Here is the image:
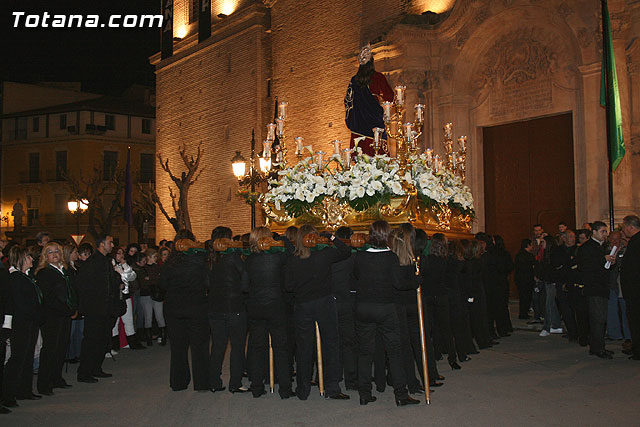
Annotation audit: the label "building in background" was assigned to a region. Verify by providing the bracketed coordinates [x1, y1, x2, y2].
[151, 0, 640, 258]
[0, 81, 156, 246]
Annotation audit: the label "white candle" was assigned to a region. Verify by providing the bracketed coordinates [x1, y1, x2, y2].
[278, 101, 288, 120]
[451, 151, 458, 169]
[266, 123, 276, 141]
[342, 148, 351, 168]
[373, 127, 384, 143]
[415, 104, 424, 122]
[425, 148, 433, 163]
[458, 135, 467, 152]
[332, 140, 342, 156]
[403, 123, 413, 142]
[394, 85, 406, 105]
[276, 117, 285, 137]
[434, 154, 441, 172]
[315, 151, 325, 166]
[295, 136, 304, 155]
[382, 102, 393, 122]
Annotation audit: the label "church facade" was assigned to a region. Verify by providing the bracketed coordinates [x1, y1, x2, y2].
[151, 0, 640, 248]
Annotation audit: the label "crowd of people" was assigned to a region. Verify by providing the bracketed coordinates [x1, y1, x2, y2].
[1, 214, 638, 414]
[514, 216, 640, 360]
[0, 232, 171, 414]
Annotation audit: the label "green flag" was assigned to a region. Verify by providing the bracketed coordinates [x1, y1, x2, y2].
[600, 1, 625, 171]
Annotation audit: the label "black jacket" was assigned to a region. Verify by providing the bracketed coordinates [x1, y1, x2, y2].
[445, 256, 464, 296]
[76, 251, 122, 317]
[576, 238, 609, 298]
[0, 265, 11, 321]
[245, 251, 288, 307]
[460, 259, 474, 299]
[495, 248, 513, 292]
[481, 250, 501, 293]
[330, 254, 355, 303]
[159, 251, 209, 318]
[36, 265, 75, 318]
[353, 249, 418, 304]
[621, 232, 640, 300]
[209, 251, 248, 313]
[285, 239, 351, 304]
[514, 249, 535, 286]
[422, 254, 448, 297]
[469, 257, 485, 299]
[9, 270, 42, 323]
[394, 264, 421, 305]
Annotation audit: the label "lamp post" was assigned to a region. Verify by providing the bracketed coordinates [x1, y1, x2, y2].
[68, 198, 89, 234]
[232, 130, 270, 229]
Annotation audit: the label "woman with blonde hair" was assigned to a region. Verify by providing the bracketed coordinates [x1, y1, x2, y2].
[35, 242, 76, 395]
[244, 226, 292, 398]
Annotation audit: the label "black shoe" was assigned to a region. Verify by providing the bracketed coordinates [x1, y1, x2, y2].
[396, 396, 420, 406]
[499, 332, 511, 338]
[77, 376, 98, 383]
[53, 381, 72, 389]
[252, 389, 266, 398]
[0, 406, 11, 414]
[429, 382, 444, 387]
[210, 387, 226, 393]
[17, 393, 43, 400]
[1, 400, 17, 408]
[591, 351, 613, 359]
[469, 349, 480, 354]
[229, 386, 249, 393]
[436, 375, 445, 381]
[449, 362, 462, 370]
[127, 334, 146, 350]
[36, 390, 53, 397]
[93, 371, 112, 378]
[459, 356, 471, 362]
[359, 395, 376, 405]
[280, 391, 293, 399]
[327, 393, 350, 400]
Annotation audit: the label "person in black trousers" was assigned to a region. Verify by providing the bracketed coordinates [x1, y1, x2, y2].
[330, 226, 357, 391]
[245, 226, 292, 399]
[423, 233, 460, 370]
[0, 254, 12, 414]
[76, 234, 122, 383]
[446, 240, 475, 361]
[552, 231, 579, 341]
[514, 239, 536, 320]
[35, 242, 76, 395]
[621, 215, 640, 361]
[208, 226, 249, 393]
[353, 221, 419, 406]
[468, 240, 494, 349]
[493, 235, 514, 334]
[159, 230, 211, 391]
[2, 246, 43, 408]
[285, 224, 350, 401]
[576, 221, 614, 359]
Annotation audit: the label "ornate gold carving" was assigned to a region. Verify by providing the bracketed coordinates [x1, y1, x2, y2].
[309, 196, 353, 231]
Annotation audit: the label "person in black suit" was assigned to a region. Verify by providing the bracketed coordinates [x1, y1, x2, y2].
[2, 246, 43, 408]
[76, 234, 122, 382]
[208, 226, 249, 393]
[0, 251, 13, 414]
[35, 242, 76, 395]
[159, 230, 210, 392]
[621, 215, 640, 360]
[514, 239, 536, 320]
[353, 221, 419, 406]
[576, 221, 615, 359]
[285, 224, 350, 401]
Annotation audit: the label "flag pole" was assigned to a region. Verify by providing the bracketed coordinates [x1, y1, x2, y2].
[601, 0, 615, 232]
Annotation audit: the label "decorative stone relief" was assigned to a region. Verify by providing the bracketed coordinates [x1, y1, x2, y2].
[473, 28, 559, 117]
[577, 27, 593, 48]
[557, 2, 573, 19]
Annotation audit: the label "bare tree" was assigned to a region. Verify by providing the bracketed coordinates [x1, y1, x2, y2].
[153, 142, 204, 232]
[66, 166, 125, 240]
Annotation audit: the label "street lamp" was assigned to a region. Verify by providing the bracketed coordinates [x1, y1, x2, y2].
[231, 130, 270, 229]
[68, 198, 89, 234]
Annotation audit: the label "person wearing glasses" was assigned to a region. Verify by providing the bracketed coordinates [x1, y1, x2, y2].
[35, 242, 76, 396]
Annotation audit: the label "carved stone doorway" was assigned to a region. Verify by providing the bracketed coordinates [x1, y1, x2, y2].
[483, 113, 575, 292]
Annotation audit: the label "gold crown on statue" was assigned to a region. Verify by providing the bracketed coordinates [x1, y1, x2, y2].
[358, 43, 372, 65]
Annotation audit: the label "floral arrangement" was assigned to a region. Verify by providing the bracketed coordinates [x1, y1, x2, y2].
[261, 151, 474, 218]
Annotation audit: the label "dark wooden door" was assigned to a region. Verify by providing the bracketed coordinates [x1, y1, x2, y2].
[483, 113, 575, 293]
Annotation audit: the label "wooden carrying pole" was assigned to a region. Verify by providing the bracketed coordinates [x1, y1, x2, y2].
[269, 334, 275, 393]
[415, 257, 431, 405]
[315, 321, 325, 397]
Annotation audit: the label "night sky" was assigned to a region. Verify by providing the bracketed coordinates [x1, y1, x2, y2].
[2, 0, 160, 95]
